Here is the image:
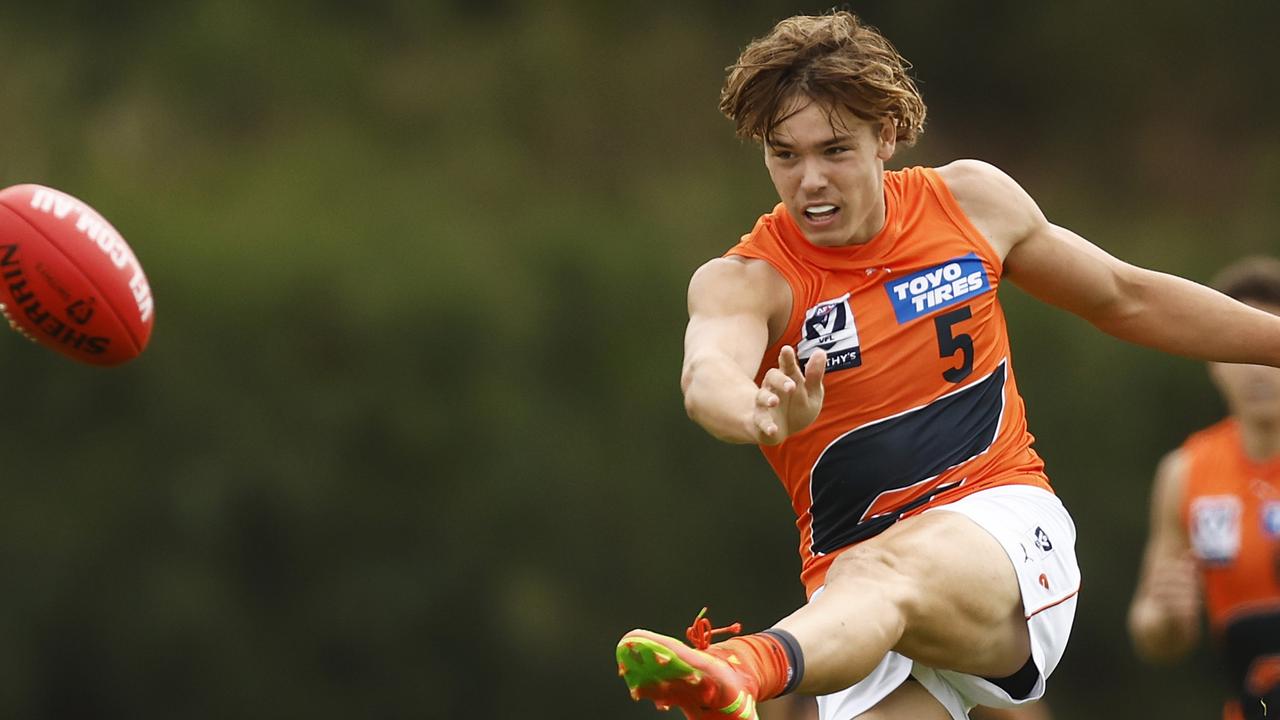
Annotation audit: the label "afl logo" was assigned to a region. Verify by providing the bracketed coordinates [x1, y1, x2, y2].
[798, 293, 862, 373]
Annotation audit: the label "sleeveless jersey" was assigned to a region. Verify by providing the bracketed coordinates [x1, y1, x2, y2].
[1180, 419, 1280, 720]
[725, 166, 1051, 597]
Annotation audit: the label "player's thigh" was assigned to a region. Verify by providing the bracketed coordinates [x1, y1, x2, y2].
[824, 508, 1028, 677]
[854, 680, 951, 720]
[969, 704, 1052, 720]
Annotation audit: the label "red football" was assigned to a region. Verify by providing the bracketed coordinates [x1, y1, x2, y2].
[0, 184, 154, 366]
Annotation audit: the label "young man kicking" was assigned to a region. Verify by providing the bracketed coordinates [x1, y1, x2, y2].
[616, 11, 1280, 720]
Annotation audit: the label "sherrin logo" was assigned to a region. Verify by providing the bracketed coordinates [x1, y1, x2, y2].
[0, 244, 111, 355]
[886, 253, 991, 323]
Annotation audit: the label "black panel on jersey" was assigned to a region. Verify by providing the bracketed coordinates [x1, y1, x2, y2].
[1221, 611, 1280, 719]
[809, 361, 1006, 555]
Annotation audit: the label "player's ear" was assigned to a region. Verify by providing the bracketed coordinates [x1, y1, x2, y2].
[876, 120, 896, 161]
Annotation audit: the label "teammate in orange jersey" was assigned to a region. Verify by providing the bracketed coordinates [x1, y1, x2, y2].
[614, 10, 1280, 720]
[1129, 257, 1280, 720]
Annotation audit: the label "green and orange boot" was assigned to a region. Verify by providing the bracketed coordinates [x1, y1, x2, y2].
[616, 609, 761, 720]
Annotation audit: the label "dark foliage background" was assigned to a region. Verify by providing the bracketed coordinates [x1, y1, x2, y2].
[2, 2, 1277, 717]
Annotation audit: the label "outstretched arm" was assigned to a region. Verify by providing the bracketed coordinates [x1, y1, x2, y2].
[939, 159, 1280, 367]
[1128, 449, 1202, 663]
[681, 256, 824, 445]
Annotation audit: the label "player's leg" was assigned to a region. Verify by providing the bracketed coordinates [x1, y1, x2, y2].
[758, 695, 818, 720]
[776, 509, 1030, 695]
[968, 704, 1054, 720]
[854, 680, 952, 720]
[617, 509, 1027, 718]
[618, 488, 1080, 718]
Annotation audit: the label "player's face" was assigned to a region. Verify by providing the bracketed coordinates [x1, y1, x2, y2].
[763, 99, 896, 248]
[1209, 301, 1280, 424]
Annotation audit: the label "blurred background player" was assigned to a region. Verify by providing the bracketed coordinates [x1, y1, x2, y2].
[1129, 256, 1280, 720]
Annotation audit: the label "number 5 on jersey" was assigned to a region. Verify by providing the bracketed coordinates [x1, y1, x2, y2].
[935, 306, 974, 383]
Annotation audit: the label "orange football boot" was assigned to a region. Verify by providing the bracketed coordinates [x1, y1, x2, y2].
[616, 608, 760, 720]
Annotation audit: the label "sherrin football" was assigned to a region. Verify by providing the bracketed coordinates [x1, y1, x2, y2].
[0, 184, 154, 366]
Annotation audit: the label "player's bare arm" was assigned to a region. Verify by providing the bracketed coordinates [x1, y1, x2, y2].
[681, 256, 825, 445]
[1127, 449, 1202, 663]
[940, 159, 1280, 367]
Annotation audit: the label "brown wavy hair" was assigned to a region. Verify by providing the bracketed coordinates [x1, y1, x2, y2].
[1212, 256, 1280, 307]
[719, 11, 926, 146]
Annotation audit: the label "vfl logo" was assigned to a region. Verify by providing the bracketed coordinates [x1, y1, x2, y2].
[798, 293, 862, 372]
[885, 253, 991, 324]
[1034, 527, 1053, 552]
[1190, 495, 1242, 565]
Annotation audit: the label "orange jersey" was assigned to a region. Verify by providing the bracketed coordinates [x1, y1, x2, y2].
[1180, 418, 1280, 718]
[725, 166, 1051, 597]
[1182, 418, 1280, 627]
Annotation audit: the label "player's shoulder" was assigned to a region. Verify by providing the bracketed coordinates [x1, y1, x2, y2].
[1180, 418, 1238, 454]
[688, 256, 789, 312]
[932, 159, 1044, 257]
[690, 255, 783, 286]
[1154, 447, 1190, 484]
[1149, 447, 1191, 510]
[933, 159, 1031, 209]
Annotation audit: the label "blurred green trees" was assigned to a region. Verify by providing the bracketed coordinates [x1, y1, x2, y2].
[0, 1, 1277, 718]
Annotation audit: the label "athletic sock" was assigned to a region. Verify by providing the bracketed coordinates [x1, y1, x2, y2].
[707, 628, 805, 700]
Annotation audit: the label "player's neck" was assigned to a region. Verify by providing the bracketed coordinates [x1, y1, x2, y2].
[1238, 418, 1280, 462]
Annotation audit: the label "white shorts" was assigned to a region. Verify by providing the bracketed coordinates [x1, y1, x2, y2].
[813, 485, 1080, 720]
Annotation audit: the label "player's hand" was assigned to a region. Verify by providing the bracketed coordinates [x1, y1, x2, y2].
[752, 346, 826, 446]
[1145, 551, 1201, 626]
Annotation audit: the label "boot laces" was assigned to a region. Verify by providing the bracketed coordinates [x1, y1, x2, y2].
[684, 607, 742, 651]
